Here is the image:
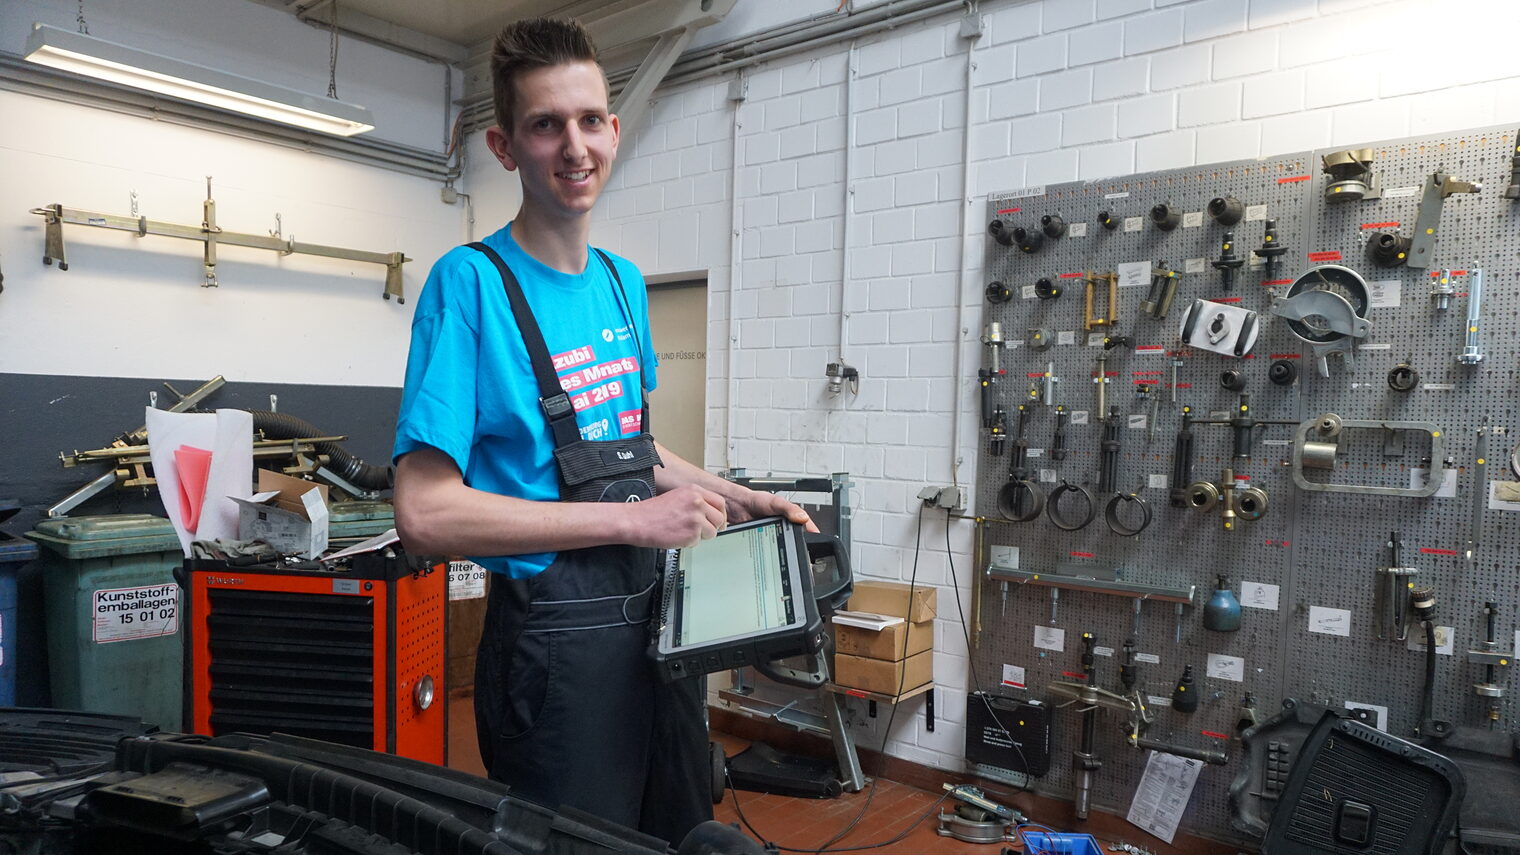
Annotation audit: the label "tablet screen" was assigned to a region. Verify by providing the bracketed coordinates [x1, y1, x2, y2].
[674, 519, 796, 647]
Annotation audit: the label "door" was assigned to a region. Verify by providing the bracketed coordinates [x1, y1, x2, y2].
[644, 279, 707, 468]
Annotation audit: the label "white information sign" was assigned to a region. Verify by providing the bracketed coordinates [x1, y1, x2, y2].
[1240, 581, 1280, 611]
[1033, 625, 1066, 652]
[449, 560, 488, 601]
[1117, 261, 1151, 287]
[1206, 653, 1245, 682]
[1309, 606, 1352, 636]
[93, 584, 179, 643]
[1127, 750, 1203, 843]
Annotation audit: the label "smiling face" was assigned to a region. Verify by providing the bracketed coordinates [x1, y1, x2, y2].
[485, 61, 619, 225]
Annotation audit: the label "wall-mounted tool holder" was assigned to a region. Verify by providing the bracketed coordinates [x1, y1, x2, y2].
[1321, 148, 1380, 202]
[1179, 299, 1260, 357]
[976, 122, 1520, 843]
[1269, 264, 1372, 376]
[31, 178, 410, 301]
[1290, 415, 1444, 496]
[1083, 270, 1118, 330]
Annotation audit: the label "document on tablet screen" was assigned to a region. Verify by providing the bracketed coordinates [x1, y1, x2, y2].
[677, 521, 788, 645]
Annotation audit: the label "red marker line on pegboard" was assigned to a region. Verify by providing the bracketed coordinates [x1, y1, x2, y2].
[1307, 251, 1342, 262]
[1430, 270, 1469, 277]
[1201, 730, 1229, 740]
[1359, 221, 1400, 229]
[1262, 279, 1293, 286]
[1268, 353, 1301, 359]
[1070, 551, 1095, 559]
[1420, 548, 1459, 556]
[1062, 671, 1088, 680]
[1215, 296, 1243, 303]
[1059, 271, 1086, 279]
[1278, 175, 1311, 184]
[996, 207, 1021, 214]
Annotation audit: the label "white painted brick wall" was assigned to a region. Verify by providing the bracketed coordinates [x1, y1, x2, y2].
[571, 0, 1520, 776]
[1178, 81, 1242, 127]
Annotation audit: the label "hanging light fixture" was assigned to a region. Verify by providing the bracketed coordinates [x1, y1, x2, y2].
[23, 22, 375, 137]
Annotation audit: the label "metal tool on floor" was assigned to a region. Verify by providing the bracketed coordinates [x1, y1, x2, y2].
[935, 784, 1025, 844]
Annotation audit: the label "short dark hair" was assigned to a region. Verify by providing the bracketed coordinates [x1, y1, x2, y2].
[490, 18, 607, 133]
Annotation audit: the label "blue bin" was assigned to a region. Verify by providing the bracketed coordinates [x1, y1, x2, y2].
[0, 500, 40, 706]
[1017, 828, 1104, 855]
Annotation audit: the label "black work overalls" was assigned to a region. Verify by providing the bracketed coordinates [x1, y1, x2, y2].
[466, 243, 712, 844]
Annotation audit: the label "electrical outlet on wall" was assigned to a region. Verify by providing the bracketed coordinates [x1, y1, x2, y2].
[916, 485, 966, 511]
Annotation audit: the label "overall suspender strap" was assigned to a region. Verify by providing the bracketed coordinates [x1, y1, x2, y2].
[591, 248, 652, 434]
[467, 242, 581, 449]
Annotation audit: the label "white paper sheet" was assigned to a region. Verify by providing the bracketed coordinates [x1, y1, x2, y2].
[1033, 625, 1065, 652]
[1126, 750, 1203, 843]
[147, 407, 254, 556]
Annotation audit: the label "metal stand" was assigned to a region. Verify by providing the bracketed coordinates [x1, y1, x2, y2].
[718, 471, 864, 792]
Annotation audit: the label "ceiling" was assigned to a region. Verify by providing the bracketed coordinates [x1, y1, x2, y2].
[297, 0, 624, 48]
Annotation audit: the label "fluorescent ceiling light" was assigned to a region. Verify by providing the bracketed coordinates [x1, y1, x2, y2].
[24, 23, 375, 137]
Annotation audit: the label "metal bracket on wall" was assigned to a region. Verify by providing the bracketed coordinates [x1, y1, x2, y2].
[985, 563, 1196, 605]
[30, 187, 411, 301]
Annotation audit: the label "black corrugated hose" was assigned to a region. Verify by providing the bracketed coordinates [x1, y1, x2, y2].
[245, 409, 394, 490]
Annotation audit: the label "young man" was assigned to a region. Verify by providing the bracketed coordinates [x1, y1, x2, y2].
[391, 17, 812, 844]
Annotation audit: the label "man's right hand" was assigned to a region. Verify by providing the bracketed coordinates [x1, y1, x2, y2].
[622, 484, 728, 549]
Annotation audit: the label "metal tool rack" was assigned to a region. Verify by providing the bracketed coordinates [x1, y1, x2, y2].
[717, 472, 867, 792]
[972, 123, 1520, 842]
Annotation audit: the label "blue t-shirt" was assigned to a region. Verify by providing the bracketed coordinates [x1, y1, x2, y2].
[393, 223, 658, 578]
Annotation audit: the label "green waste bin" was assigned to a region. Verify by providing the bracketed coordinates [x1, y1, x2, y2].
[28, 514, 185, 731]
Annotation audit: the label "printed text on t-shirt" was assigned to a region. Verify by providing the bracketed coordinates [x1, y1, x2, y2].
[619, 409, 642, 434]
[571, 379, 623, 412]
[552, 345, 596, 371]
[560, 356, 639, 391]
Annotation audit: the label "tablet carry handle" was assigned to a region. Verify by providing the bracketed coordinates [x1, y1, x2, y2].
[753, 651, 827, 689]
[803, 532, 853, 616]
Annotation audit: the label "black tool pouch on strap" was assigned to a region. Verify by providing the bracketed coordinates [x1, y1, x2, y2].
[554, 432, 661, 504]
[467, 241, 661, 506]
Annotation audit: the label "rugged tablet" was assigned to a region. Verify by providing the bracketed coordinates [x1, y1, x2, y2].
[650, 516, 824, 682]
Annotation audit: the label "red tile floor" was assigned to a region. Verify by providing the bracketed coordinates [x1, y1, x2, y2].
[446, 689, 1122, 854]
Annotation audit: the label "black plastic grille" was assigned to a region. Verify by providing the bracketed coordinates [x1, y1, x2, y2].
[206, 588, 375, 748]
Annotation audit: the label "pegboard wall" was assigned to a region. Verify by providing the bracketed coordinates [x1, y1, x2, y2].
[972, 122, 1520, 844]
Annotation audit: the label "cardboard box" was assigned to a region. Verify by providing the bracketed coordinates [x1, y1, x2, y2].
[834, 650, 933, 695]
[833, 614, 933, 660]
[847, 580, 936, 623]
[231, 470, 330, 558]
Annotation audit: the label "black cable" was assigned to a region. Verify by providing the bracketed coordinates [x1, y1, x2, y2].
[943, 510, 1031, 792]
[728, 506, 929, 854]
[1420, 620, 1436, 731]
[807, 504, 929, 853]
[726, 773, 956, 853]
